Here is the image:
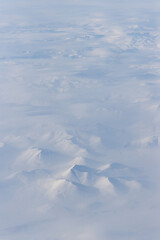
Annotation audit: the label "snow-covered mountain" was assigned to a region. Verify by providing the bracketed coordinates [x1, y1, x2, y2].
[0, 0, 159, 239]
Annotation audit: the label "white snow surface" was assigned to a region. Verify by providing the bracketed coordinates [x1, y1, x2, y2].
[0, 0, 160, 239]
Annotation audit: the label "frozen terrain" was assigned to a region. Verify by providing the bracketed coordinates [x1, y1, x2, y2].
[0, 0, 160, 239]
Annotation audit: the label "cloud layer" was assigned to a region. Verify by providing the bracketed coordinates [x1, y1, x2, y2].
[0, 0, 160, 239]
